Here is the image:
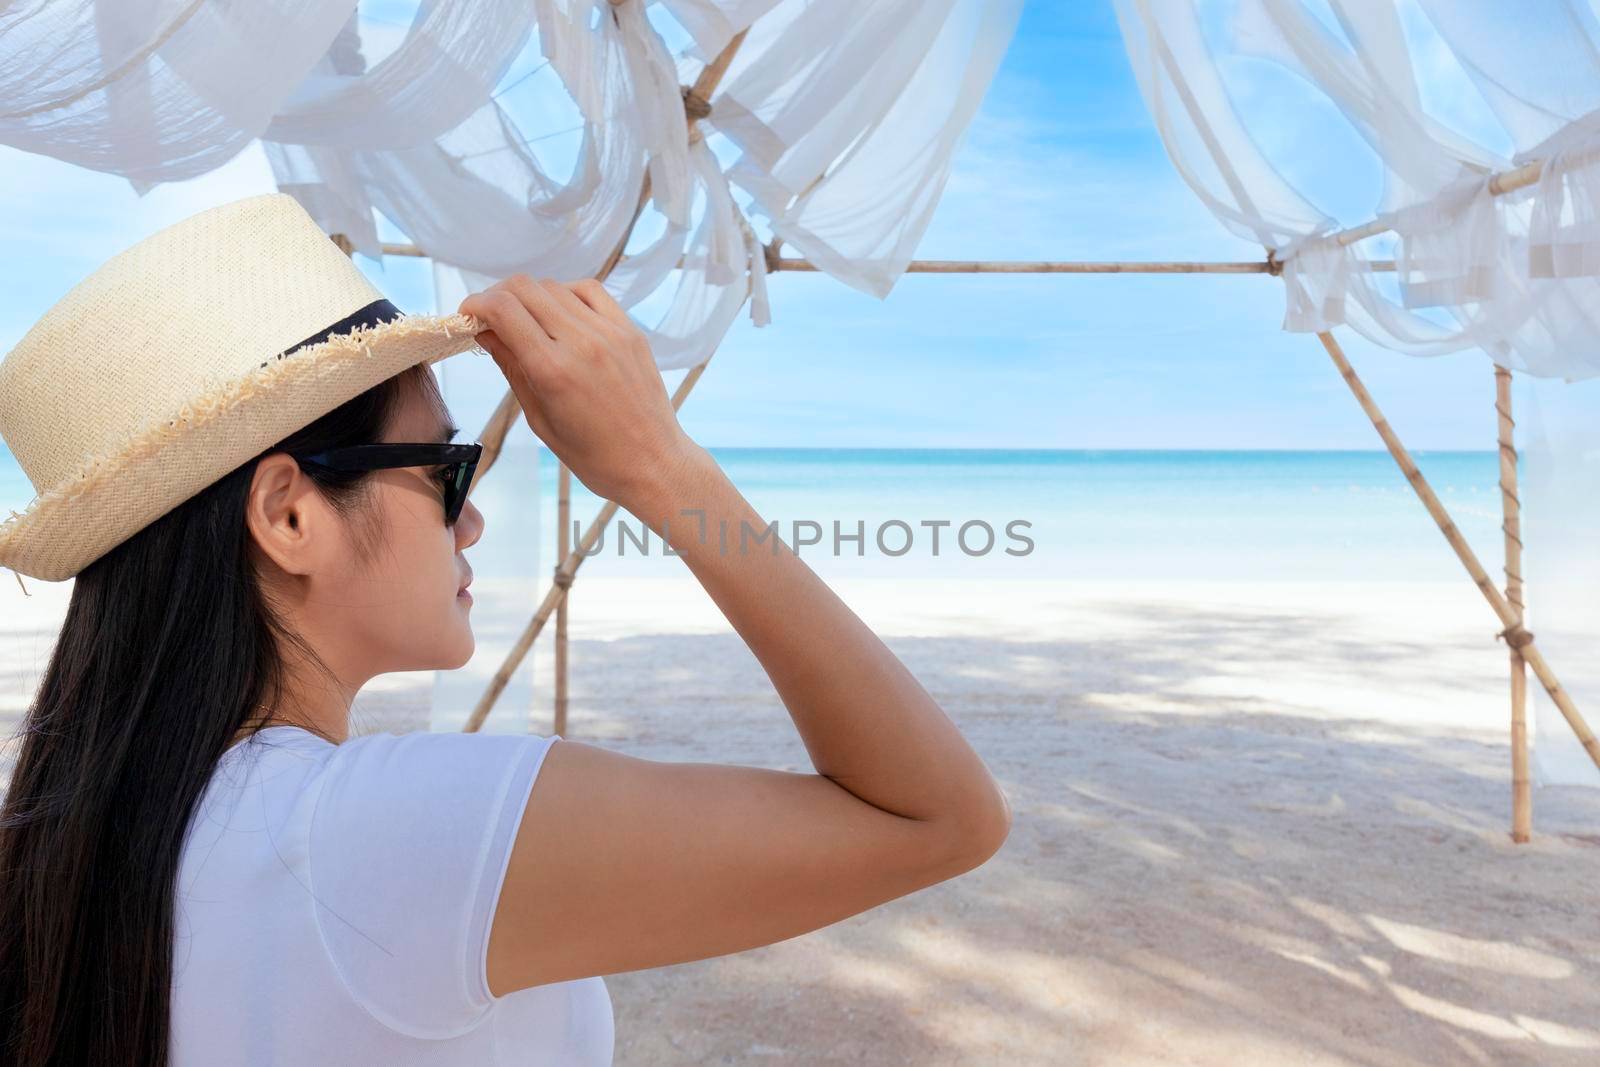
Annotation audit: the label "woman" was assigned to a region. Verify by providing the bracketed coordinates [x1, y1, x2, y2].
[0, 194, 1010, 1065]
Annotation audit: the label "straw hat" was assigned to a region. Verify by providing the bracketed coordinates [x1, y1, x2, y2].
[0, 192, 488, 583]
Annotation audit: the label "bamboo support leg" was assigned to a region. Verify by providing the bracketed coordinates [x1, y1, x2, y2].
[554, 462, 571, 736]
[1317, 331, 1600, 772]
[1495, 366, 1532, 842]
[467, 390, 526, 493]
[463, 360, 714, 731]
[459, 29, 746, 733]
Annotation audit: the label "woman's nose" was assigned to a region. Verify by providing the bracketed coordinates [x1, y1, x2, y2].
[456, 498, 486, 549]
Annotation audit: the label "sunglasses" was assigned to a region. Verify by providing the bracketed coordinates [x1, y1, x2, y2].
[294, 442, 484, 525]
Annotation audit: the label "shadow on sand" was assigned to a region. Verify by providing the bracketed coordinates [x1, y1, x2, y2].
[557, 599, 1600, 1066]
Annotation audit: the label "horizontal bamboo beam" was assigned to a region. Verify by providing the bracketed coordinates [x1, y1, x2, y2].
[374, 241, 1401, 275]
[770, 256, 1395, 275]
[381, 147, 1562, 268]
[374, 239, 1281, 272]
[775, 257, 1276, 274]
[1335, 159, 1545, 247]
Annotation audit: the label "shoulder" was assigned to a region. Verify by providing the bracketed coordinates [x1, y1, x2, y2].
[302, 728, 566, 1036]
[315, 728, 561, 807]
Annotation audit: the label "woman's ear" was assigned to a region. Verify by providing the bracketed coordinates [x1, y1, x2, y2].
[246, 453, 321, 579]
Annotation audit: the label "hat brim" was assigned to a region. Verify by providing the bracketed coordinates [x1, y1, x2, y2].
[0, 312, 489, 582]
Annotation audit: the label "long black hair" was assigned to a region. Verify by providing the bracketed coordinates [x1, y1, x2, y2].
[0, 361, 441, 1064]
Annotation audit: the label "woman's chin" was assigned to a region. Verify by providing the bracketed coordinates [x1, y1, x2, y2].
[441, 622, 475, 670]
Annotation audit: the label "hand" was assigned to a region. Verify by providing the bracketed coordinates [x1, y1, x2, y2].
[459, 275, 701, 511]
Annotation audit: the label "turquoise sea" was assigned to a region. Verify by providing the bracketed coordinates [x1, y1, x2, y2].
[544, 448, 1506, 582]
[444, 447, 1502, 584]
[1, 448, 1506, 584]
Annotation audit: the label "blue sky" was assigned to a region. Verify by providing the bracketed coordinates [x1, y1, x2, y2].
[0, 2, 1511, 450]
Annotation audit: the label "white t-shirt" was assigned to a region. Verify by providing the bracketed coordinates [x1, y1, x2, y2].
[172, 724, 614, 1066]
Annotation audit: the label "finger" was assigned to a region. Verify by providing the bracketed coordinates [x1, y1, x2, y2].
[460, 289, 554, 352]
[542, 278, 605, 327]
[460, 289, 571, 401]
[503, 274, 585, 343]
[565, 277, 635, 330]
[471, 325, 515, 365]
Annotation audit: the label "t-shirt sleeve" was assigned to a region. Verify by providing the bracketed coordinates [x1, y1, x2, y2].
[307, 728, 563, 1038]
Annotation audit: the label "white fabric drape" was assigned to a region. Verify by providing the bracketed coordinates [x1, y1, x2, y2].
[0, 1, 360, 187]
[1114, 0, 1600, 381]
[1520, 374, 1600, 787]
[431, 136, 772, 371]
[0, 0, 1022, 372]
[1117, 0, 1600, 786]
[0, 0, 1020, 735]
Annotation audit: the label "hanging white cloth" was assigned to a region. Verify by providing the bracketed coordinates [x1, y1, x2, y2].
[0, 1, 1020, 374]
[0, 1, 360, 186]
[719, 0, 1024, 298]
[1519, 374, 1600, 786]
[1113, 0, 1600, 381]
[1115, 0, 1600, 785]
[0, 1, 1021, 740]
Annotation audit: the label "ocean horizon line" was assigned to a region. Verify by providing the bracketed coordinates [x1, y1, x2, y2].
[0, 445, 1502, 474]
[0, 445, 1498, 456]
[686, 446, 1496, 455]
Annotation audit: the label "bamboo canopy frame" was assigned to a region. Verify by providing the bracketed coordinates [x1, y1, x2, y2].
[328, 44, 1598, 845]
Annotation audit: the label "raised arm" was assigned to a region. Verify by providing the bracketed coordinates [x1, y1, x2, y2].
[459, 276, 1011, 993]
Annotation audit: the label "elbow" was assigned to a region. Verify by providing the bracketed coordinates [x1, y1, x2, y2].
[972, 787, 1015, 863]
[938, 783, 1013, 873]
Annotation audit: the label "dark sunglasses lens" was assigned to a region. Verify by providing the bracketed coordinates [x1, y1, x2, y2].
[444, 462, 473, 524]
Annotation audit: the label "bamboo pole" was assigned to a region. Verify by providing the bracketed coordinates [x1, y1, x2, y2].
[456, 28, 748, 732]
[462, 360, 715, 732]
[764, 255, 1398, 274]
[1317, 330, 1600, 771]
[554, 461, 571, 736]
[466, 390, 525, 496]
[357, 196, 1597, 772]
[374, 240, 1405, 276]
[1334, 159, 1547, 248]
[775, 258, 1279, 274]
[1496, 365, 1532, 842]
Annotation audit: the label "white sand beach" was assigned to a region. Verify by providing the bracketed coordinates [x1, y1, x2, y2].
[3, 573, 1598, 1065]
